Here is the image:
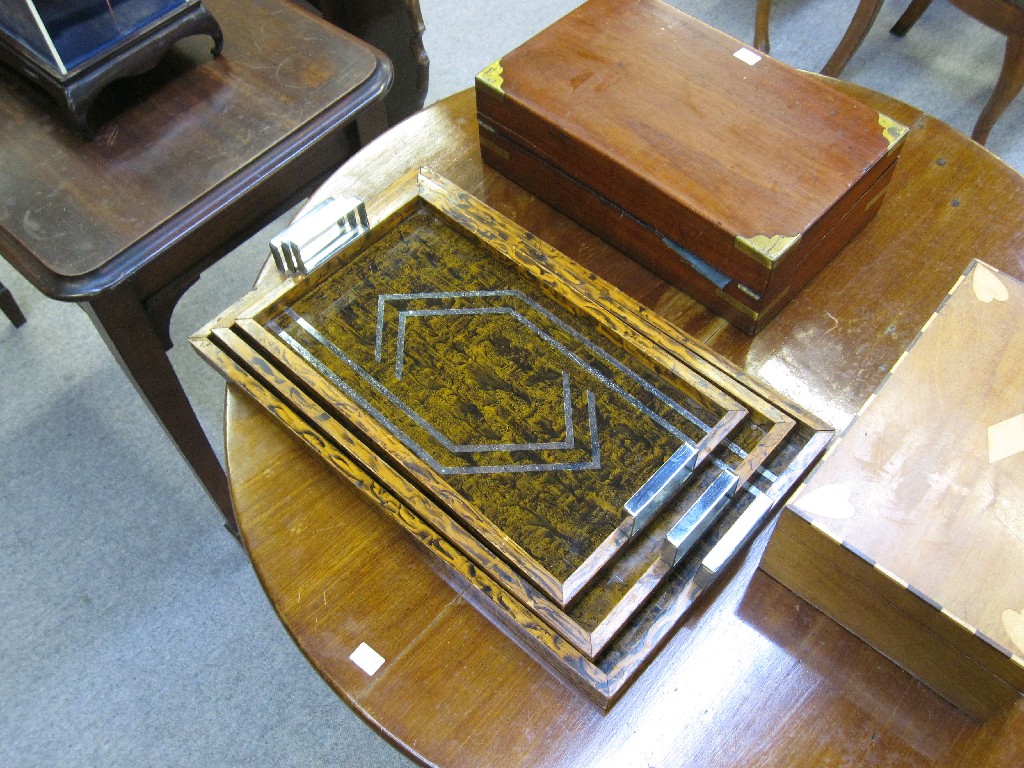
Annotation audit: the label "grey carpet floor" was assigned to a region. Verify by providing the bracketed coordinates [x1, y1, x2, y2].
[2, 1, 1021, 766]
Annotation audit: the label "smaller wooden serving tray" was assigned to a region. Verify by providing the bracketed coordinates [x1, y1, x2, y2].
[761, 261, 1024, 720]
[193, 169, 832, 707]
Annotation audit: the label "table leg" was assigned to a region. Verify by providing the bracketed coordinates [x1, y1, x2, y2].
[971, 31, 1024, 146]
[355, 101, 389, 147]
[83, 288, 237, 535]
[754, 0, 772, 53]
[821, 0, 885, 77]
[1, 278, 27, 327]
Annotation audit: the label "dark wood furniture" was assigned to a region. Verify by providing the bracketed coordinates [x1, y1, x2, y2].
[316, 0, 427, 125]
[754, 0, 1024, 145]
[225, 84, 1024, 766]
[0, 278, 26, 327]
[0, 0, 391, 533]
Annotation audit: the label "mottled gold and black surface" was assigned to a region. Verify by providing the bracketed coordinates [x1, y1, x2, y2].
[193, 168, 832, 706]
[266, 203, 750, 605]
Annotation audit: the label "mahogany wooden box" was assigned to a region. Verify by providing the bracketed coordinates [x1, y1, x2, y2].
[475, 0, 908, 334]
[193, 168, 831, 707]
[760, 260, 1024, 720]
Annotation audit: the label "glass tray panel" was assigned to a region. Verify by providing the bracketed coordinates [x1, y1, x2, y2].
[269, 207, 732, 584]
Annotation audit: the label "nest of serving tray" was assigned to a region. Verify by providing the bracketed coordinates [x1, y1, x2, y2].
[192, 168, 832, 707]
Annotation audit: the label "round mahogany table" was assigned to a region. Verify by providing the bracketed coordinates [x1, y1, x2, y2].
[225, 85, 1024, 767]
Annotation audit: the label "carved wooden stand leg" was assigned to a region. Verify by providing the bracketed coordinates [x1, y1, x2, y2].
[893, 0, 1024, 146]
[821, 0, 885, 77]
[973, 32, 1024, 144]
[754, 0, 772, 53]
[753, 0, 886, 74]
[316, 0, 429, 126]
[890, 0, 935, 36]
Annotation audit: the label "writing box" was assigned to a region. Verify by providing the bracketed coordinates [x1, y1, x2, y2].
[761, 261, 1024, 719]
[476, 0, 907, 334]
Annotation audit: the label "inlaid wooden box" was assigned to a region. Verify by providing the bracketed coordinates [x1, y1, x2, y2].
[193, 168, 831, 707]
[760, 261, 1024, 719]
[475, 0, 908, 334]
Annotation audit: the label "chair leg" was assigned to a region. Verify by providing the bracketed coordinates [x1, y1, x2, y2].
[0, 279, 26, 327]
[891, 0, 934, 36]
[822, 0, 886, 77]
[754, 0, 772, 53]
[973, 33, 1024, 145]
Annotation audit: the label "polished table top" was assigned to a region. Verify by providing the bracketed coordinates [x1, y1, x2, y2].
[0, 0, 391, 529]
[226, 85, 1024, 767]
[0, 0, 388, 300]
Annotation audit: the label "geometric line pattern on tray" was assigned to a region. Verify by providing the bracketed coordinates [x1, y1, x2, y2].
[191, 168, 837, 708]
[375, 289, 700, 440]
[273, 311, 602, 475]
[377, 292, 776, 487]
[272, 287, 717, 477]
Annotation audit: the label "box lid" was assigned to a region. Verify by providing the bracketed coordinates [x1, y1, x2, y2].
[785, 260, 1024, 688]
[475, 0, 905, 291]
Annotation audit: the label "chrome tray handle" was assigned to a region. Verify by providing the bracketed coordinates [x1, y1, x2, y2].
[270, 196, 369, 276]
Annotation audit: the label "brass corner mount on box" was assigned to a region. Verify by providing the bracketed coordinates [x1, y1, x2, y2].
[476, 59, 504, 99]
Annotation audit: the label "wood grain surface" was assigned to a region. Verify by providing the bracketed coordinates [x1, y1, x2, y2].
[225, 84, 1024, 766]
[475, 0, 902, 326]
[0, 0, 392, 529]
[764, 260, 1024, 719]
[317, 0, 428, 126]
[0, 0, 386, 298]
[197, 168, 828, 705]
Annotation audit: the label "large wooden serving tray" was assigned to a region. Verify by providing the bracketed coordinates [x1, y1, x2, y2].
[193, 168, 832, 707]
[761, 260, 1024, 720]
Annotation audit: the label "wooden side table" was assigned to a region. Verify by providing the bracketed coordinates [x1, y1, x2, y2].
[227, 86, 1024, 765]
[0, 0, 391, 532]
